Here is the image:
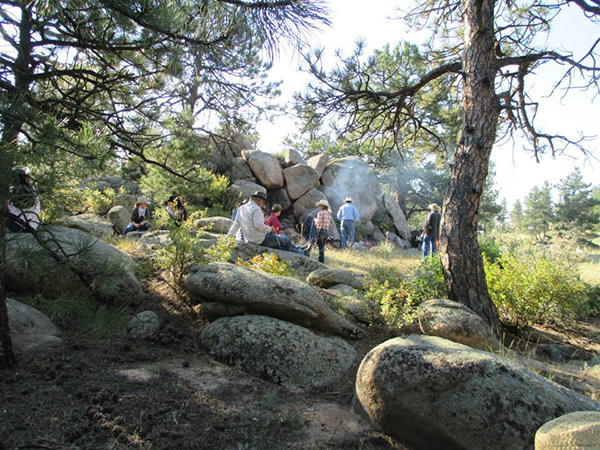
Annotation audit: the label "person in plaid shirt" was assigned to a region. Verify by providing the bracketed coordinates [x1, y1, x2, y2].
[313, 200, 332, 263]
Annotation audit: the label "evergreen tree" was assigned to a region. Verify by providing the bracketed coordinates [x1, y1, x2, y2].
[523, 182, 555, 239]
[510, 199, 524, 230]
[555, 169, 599, 230]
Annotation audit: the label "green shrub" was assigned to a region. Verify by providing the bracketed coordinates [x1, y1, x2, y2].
[236, 253, 297, 278]
[153, 218, 234, 287]
[364, 266, 417, 328]
[479, 237, 502, 264]
[485, 253, 592, 329]
[404, 254, 447, 303]
[82, 187, 116, 215]
[364, 255, 448, 329]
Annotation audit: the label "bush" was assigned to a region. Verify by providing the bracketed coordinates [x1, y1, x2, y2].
[236, 253, 296, 278]
[479, 237, 502, 264]
[82, 188, 116, 215]
[363, 255, 448, 329]
[153, 217, 235, 287]
[485, 253, 592, 329]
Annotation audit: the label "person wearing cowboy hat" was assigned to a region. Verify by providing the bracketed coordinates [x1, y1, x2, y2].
[336, 196, 360, 249]
[421, 203, 442, 258]
[123, 195, 152, 235]
[226, 191, 308, 255]
[314, 199, 333, 263]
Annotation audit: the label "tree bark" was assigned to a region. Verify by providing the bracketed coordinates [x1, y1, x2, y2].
[0, 3, 34, 367]
[439, 0, 500, 330]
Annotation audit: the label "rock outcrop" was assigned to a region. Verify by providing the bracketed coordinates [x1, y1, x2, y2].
[193, 217, 233, 234]
[108, 205, 131, 234]
[535, 411, 600, 450]
[382, 193, 411, 240]
[242, 150, 284, 190]
[307, 268, 363, 290]
[6, 226, 144, 304]
[63, 214, 115, 237]
[185, 262, 363, 339]
[7, 298, 63, 352]
[414, 299, 499, 351]
[201, 315, 357, 388]
[282, 164, 320, 200]
[355, 335, 600, 450]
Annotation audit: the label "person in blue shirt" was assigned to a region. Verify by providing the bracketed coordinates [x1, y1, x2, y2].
[336, 197, 360, 249]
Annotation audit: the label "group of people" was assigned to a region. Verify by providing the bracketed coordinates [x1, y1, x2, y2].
[226, 192, 363, 263]
[6, 168, 444, 262]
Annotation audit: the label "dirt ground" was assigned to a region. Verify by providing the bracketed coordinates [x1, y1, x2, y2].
[1, 279, 599, 450]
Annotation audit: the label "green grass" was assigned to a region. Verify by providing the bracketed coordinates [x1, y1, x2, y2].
[325, 245, 422, 276]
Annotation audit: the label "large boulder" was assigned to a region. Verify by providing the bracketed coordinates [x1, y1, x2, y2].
[112, 194, 137, 211]
[184, 263, 363, 339]
[307, 268, 363, 290]
[108, 205, 131, 234]
[307, 154, 329, 178]
[226, 180, 266, 202]
[7, 298, 63, 352]
[292, 188, 328, 220]
[63, 214, 114, 237]
[201, 315, 357, 388]
[355, 335, 600, 450]
[6, 226, 144, 304]
[414, 299, 499, 351]
[127, 311, 161, 337]
[382, 194, 411, 240]
[321, 157, 382, 222]
[226, 157, 256, 183]
[193, 217, 234, 234]
[267, 188, 293, 212]
[535, 411, 600, 450]
[280, 149, 305, 168]
[242, 150, 284, 190]
[203, 132, 253, 173]
[282, 164, 320, 200]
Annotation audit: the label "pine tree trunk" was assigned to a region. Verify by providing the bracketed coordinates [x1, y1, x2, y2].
[439, 0, 500, 330]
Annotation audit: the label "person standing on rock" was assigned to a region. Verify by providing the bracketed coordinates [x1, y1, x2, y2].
[314, 200, 332, 263]
[421, 203, 442, 258]
[227, 191, 309, 255]
[123, 196, 152, 236]
[337, 197, 359, 249]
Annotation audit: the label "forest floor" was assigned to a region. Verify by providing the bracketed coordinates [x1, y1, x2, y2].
[1, 263, 599, 450]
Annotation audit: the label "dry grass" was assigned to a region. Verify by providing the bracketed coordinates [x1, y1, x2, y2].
[579, 254, 600, 284]
[325, 245, 422, 276]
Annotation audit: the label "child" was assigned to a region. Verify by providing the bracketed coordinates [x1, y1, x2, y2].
[265, 204, 283, 234]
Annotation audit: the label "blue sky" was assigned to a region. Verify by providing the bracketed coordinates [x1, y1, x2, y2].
[256, 0, 599, 206]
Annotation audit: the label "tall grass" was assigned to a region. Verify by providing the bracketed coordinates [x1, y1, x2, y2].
[325, 245, 421, 275]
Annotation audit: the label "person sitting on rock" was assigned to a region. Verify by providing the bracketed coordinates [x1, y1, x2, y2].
[314, 200, 333, 263]
[265, 204, 283, 235]
[7, 169, 41, 233]
[123, 196, 152, 235]
[165, 194, 187, 224]
[226, 191, 309, 255]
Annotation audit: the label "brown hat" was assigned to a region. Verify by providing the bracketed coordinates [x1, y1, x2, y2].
[251, 191, 268, 202]
[137, 196, 151, 205]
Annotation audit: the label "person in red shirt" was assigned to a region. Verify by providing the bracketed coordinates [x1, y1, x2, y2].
[265, 204, 283, 234]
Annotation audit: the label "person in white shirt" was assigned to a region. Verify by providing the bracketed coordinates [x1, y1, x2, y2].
[7, 169, 41, 232]
[226, 191, 308, 255]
